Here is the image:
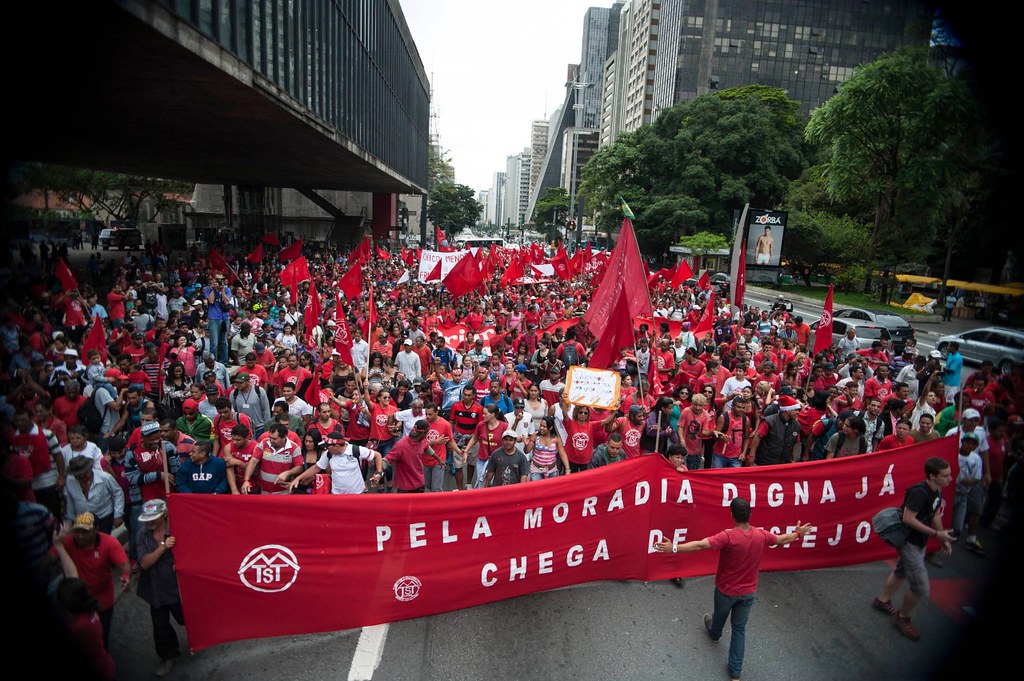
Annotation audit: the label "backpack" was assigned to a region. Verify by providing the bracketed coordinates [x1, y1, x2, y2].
[79, 384, 114, 434]
[810, 418, 837, 461]
[561, 343, 580, 367]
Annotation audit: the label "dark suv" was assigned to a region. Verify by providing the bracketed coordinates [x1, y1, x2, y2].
[833, 308, 915, 353]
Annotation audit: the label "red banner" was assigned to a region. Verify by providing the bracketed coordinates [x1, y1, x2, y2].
[435, 324, 495, 350]
[171, 439, 956, 650]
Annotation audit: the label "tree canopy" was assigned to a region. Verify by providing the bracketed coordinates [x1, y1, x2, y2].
[580, 86, 809, 256]
[427, 181, 482, 236]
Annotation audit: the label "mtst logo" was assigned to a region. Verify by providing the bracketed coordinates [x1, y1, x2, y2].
[238, 544, 301, 593]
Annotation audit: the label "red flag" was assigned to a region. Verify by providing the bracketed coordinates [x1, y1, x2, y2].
[209, 249, 239, 283]
[261, 233, 280, 246]
[400, 246, 408, 264]
[435, 225, 446, 248]
[443, 252, 483, 298]
[246, 242, 263, 264]
[376, 246, 390, 261]
[423, 259, 442, 283]
[279, 239, 304, 263]
[647, 340, 661, 395]
[813, 284, 835, 357]
[82, 314, 107, 364]
[697, 270, 711, 290]
[584, 217, 652, 339]
[550, 245, 571, 280]
[304, 366, 322, 408]
[584, 242, 593, 266]
[348, 237, 371, 266]
[337, 262, 363, 300]
[733, 241, 747, 310]
[588, 294, 635, 369]
[303, 282, 322, 347]
[334, 293, 354, 366]
[499, 252, 523, 287]
[55, 257, 79, 291]
[568, 251, 582, 277]
[691, 291, 716, 339]
[669, 259, 694, 289]
[280, 257, 312, 305]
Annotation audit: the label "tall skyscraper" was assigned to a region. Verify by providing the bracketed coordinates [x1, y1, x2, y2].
[504, 149, 532, 229]
[621, 0, 661, 133]
[488, 171, 506, 227]
[529, 119, 549, 203]
[652, 0, 932, 116]
[580, 4, 625, 129]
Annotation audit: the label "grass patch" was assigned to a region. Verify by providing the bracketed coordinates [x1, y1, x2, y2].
[779, 285, 932, 316]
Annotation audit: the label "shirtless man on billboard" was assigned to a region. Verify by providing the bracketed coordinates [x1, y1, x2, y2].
[755, 226, 774, 265]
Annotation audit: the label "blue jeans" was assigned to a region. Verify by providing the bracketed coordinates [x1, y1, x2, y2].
[208, 318, 229, 364]
[713, 454, 743, 469]
[685, 453, 703, 470]
[709, 587, 757, 679]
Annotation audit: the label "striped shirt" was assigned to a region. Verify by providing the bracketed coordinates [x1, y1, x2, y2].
[252, 439, 303, 493]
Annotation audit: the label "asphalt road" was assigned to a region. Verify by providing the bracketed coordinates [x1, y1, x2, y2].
[53, 514, 1011, 681]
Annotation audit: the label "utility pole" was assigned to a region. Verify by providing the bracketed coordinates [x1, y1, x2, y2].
[566, 73, 592, 253]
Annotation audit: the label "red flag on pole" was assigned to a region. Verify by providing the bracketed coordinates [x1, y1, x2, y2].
[55, 257, 79, 291]
[261, 233, 280, 246]
[400, 246, 408, 264]
[584, 217, 652, 339]
[443, 252, 484, 298]
[280, 257, 312, 304]
[499, 252, 523, 287]
[550, 245, 571, 280]
[697, 270, 711, 290]
[303, 282, 322, 347]
[82, 314, 107, 364]
[669, 259, 694, 289]
[587, 295, 636, 369]
[246, 242, 263, 264]
[350, 237, 371, 265]
[279, 239, 304, 263]
[208, 249, 240, 283]
[334, 293, 354, 366]
[733, 240, 747, 311]
[423, 259, 442, 283]
[812, 284, 835, 358]
[376, 246, 390, 261]
[337, 262, 363, 300]
[435, 225, 446, 248]
[691, 291, 716, 339]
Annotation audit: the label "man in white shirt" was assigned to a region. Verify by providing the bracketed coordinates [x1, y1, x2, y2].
[504, 398, 533, 455]
[396, 339, 422, 380]
[350, 328, 370, 372]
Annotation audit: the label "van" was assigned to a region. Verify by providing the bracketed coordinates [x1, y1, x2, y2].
[98, 228, 143, 250]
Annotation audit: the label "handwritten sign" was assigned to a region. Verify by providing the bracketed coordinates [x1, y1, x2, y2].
[418, 249, 471, 282]
[565, 367, 621, 410]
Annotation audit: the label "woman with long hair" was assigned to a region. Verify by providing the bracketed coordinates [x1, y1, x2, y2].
[56, 577, 116, 681]
[525, 415, 570, 480]
[162, 361, 191, 420]
[523, 384, 547, 434]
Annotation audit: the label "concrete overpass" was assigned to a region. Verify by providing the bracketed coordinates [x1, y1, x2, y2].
[4, 0, 429, 195]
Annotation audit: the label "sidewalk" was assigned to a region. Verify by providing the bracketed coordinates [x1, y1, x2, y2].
[747, 285, 991, 339]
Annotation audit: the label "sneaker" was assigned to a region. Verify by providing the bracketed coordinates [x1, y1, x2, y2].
[872, 597, 898, 616]
[893, 614, 920, 641]
[926, 553, 944, 568]
[703, 613, 720, 642]
[966, 540, 986, 556]
[155, 658, 174, 677]
[727, 664, 741, 681]
[670, 577, 684, 588]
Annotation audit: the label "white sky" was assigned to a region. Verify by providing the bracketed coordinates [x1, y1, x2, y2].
[399, 0, 610, 192]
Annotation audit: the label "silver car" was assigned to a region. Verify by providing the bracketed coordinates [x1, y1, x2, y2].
[833, 308, 915, 353]
[937, 327, 1024, 373]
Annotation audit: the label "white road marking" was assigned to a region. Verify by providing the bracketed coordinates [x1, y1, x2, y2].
[347, 624, 389, 681]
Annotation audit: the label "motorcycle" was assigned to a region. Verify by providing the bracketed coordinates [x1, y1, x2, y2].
[770, 295, 794, 314]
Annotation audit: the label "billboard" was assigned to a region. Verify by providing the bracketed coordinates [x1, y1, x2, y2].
[744, 210, 787, 268]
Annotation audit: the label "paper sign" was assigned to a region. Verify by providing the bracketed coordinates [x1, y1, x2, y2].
[565, 367, 621, 409]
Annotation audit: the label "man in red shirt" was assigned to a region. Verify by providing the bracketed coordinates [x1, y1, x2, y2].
[877, 419, 916, 451]
[382, 420, 435, 493]
[63, 512, 131, 647]
[656, 498, 811, 681]
[606, 404, 646, 459]
[53, 378, 87, 428]
[863, 364, 893, 405]
[450, 386, 483, 490]
[210, 397, 253, 459]
[464, 404, 508, 487]
[241, 424, 304, 494]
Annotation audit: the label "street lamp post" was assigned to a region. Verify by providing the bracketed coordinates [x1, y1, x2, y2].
[566, 75, 592, 253]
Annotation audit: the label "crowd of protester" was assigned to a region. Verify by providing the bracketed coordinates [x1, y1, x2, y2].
[4, 234, 1022, 675]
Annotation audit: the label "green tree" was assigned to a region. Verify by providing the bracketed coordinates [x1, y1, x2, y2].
[805, 48, 965, 300]
[581, 86, 809, 256]
[428, 146, 455, 191]
[17, 163, 192, 225]
[676, 232, 730, 260]
[427, 182, 482, 236]
[532, 186, 570, 241]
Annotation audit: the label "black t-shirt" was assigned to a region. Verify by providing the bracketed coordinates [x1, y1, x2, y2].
[485, 450, 529, 486]
[900, 481, 941, 548]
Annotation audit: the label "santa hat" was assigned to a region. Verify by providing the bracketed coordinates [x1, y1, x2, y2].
[778, 395, 800, 412]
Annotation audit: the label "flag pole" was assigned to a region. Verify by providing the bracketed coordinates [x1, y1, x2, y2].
[633, 343, 645, 406]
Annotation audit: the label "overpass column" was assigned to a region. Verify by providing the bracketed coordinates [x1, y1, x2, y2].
[372, 193, 396, 242]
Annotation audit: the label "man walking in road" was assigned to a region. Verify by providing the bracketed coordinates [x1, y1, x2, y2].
[872, 456, 956, 641]
[656, 498, 811, 681]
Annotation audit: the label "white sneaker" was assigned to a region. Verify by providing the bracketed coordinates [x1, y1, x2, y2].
[155, 659, 174, 677]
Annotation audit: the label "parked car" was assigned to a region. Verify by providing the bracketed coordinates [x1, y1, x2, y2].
[936, 327, 1024, 374]
[808, 319, 892, 353]
[98, 228, 143, 250]
[832, 307, 915, 353]
[709, 272, 731, 298]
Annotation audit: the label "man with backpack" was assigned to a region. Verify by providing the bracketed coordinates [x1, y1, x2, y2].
[857, 395, 887, 453]
[228, 371, 271, 438]
[287, 424, 384, 494]
[556, 331, 586, 369]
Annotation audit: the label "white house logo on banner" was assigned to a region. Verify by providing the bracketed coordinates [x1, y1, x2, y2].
[238, 544, 301, 593]
[393, 575, 422, 602]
